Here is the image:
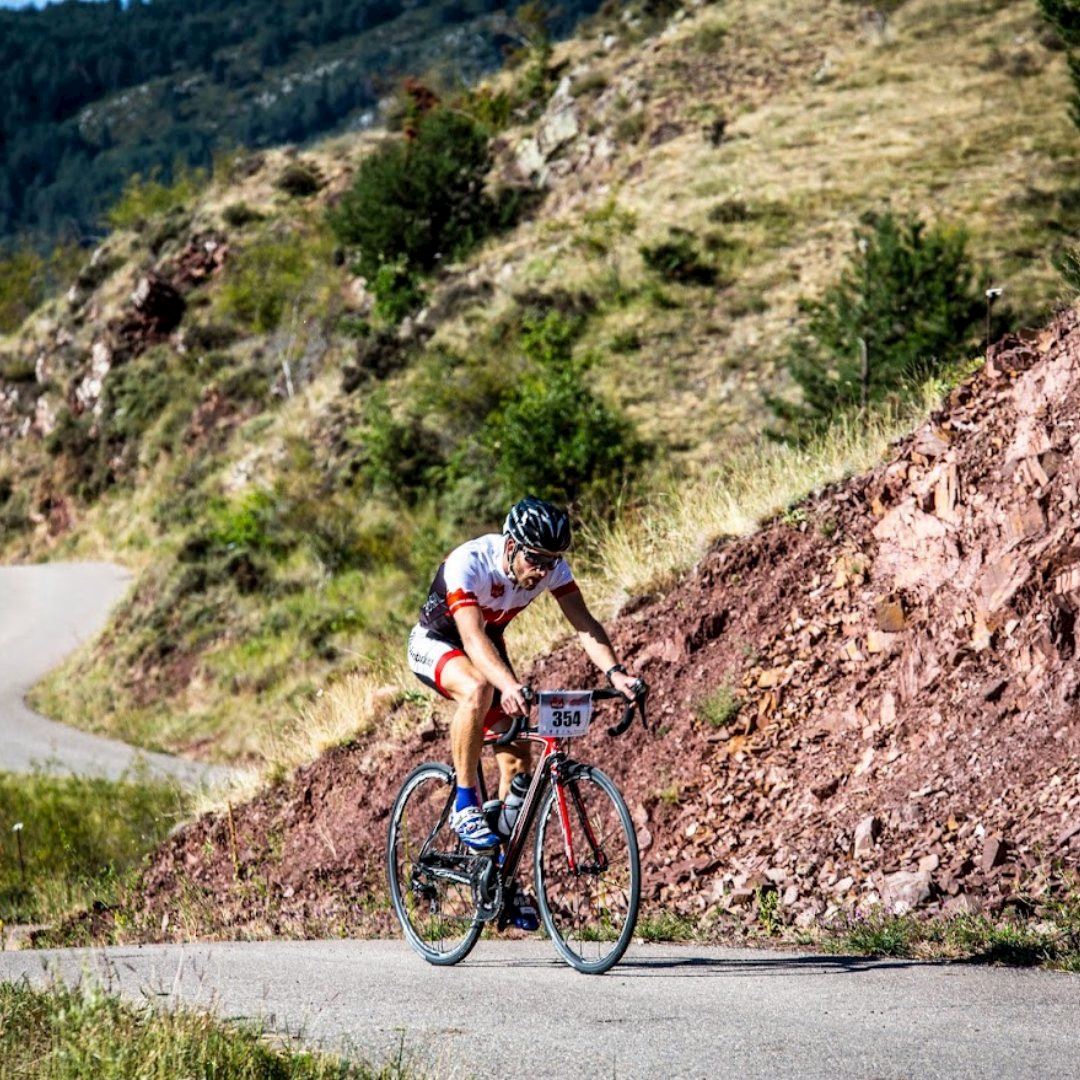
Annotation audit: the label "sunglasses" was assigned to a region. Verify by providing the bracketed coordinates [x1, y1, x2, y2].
[520, 548, 561, 571]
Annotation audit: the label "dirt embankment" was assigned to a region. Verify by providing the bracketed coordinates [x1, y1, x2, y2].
[77, 311, 1080, 943]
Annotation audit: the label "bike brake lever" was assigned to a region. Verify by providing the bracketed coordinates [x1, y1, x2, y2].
[494, 686, 534, 747]
[606, 685, 648, 738]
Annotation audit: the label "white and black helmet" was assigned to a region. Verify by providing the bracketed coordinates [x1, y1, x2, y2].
[503, 496, 572, 554]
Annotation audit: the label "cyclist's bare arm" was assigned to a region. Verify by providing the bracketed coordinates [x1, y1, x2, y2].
[556, 589, 639, 698]
[453, 606, 529, 715]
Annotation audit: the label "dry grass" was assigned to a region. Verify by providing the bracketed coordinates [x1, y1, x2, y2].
[509, 384, 938, 664]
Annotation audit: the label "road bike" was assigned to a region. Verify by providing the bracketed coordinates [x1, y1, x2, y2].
[386, 685, 648, 975]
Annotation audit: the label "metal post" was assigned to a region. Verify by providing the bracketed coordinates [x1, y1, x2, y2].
[858, 336, 869, 411]
[12, 822, 25, 891]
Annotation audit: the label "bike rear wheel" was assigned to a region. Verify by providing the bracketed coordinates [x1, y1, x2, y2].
[534, 765, 640, 975]
[386, 762, 482, 965]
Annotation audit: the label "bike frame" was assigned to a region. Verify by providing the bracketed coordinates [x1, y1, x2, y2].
[477, 727, 606, 884]
[411, 689, 642, 903]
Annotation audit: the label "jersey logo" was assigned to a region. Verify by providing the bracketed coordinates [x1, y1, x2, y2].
[490, 582, 505, 598]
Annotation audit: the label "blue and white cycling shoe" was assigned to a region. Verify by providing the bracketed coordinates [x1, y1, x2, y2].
[450, 805, 501, 850]
[499, 881, 540, 932]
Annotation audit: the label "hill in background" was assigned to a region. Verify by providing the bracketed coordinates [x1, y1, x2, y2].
[0, 0, 1077, 779]
[0, 0, 602, 246]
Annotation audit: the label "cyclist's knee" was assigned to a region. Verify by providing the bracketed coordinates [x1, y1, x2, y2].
[457, 677, 494, 712]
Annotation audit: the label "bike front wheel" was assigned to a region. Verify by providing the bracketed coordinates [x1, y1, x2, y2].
[386, 762, 482, 966]
[533, 765, 640, 975]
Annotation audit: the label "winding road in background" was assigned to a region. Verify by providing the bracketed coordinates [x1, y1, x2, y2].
[3, 939, 1079, 1077]
[0, 562, 229, 786]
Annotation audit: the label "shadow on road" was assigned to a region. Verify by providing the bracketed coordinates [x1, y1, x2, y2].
[467, 951, 929, 977]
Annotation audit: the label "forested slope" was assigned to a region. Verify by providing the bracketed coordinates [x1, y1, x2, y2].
[0, 0, 601, 245]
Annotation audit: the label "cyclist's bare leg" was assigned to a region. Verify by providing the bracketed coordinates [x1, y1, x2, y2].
[493, 741, 531, 800]
[438, 655, 532, 798]
[439, 655, 494, 789]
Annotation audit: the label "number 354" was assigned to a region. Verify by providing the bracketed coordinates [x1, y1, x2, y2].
[552, 710, 581, 727]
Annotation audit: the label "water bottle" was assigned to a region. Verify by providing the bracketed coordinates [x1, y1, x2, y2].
[497, 772, 531, 838]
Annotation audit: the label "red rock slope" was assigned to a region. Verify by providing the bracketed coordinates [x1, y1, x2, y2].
[106, 310, 1080, 942]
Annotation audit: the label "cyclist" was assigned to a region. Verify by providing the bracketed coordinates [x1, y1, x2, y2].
[406, 496, 644, 928]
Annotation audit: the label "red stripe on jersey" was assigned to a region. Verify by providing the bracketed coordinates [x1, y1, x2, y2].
[551, 581, 580, 599]
[447, 588, 479, 614]
[480, 603, 527, 626]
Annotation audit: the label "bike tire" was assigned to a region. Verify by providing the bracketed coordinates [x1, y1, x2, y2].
[386, 761, 483, 966]
[533, 765, 640, 975]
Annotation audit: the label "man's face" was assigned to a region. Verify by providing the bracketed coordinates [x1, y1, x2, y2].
[506, 540, 558, 589]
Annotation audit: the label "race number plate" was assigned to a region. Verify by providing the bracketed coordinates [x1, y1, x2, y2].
[537, 691, 593, 738]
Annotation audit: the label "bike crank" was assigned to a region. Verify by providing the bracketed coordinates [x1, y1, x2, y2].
[468, 854, 503, 923]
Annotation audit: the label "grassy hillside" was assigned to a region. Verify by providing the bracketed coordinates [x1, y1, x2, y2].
[1, 0, 1077, 779]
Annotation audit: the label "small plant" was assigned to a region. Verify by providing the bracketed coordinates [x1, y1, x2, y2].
[636, 911, 698, 941]
[106, 163, 207, 231]
[696, 684, 742, 729]
[217, 231, 333, 332]
[695, 20, 728, 53]
[1053, 244, 1080, 293]
[828, 908, 921, 956]
[657, 780, 682, 805]
[640, 228, 715, 285]
[757, 886, 781, 935]
[275, 161, 324, 198]
[370, 258, 425, 323]
[571, 70, 609, 96]
[614, 111, 647, 144]
[221, 202, 265, 228]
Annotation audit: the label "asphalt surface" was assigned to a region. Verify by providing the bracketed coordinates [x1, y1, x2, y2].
[2, 939, 1078, 1078]
[0, 561, 229, 786]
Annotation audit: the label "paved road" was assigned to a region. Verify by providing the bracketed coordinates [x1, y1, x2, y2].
[0, 562, 229, 786]
[2, 939, 1078, 1078]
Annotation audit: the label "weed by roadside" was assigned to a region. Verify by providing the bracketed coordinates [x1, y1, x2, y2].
[0, 770, 186, 927]
[0, 982, 410, 1078]
[816, 897, 1080, 971]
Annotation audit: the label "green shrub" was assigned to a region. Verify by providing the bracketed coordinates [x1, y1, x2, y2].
[1053, 244, 1080, 293]
[771, 211, 989, 434]
[1039, 0, 1080, 127]
[640, 228, 716, 284]
[484, 312, 650, 507]
[106, 164, 207, 231]
[357, 390, 444, 504]
[370, 258, 426, 322]
[0, 243, 81, 335]
[221, 202, 266, 228]
[456, 85, 514, 131]
[217, 233, 329, 332]
[0, 353, 36, 382]
[275, 161, 324, 197]
[0, 477, 29, 538]
[614, 111, 647, 144]
[329, 108, 497, 286]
